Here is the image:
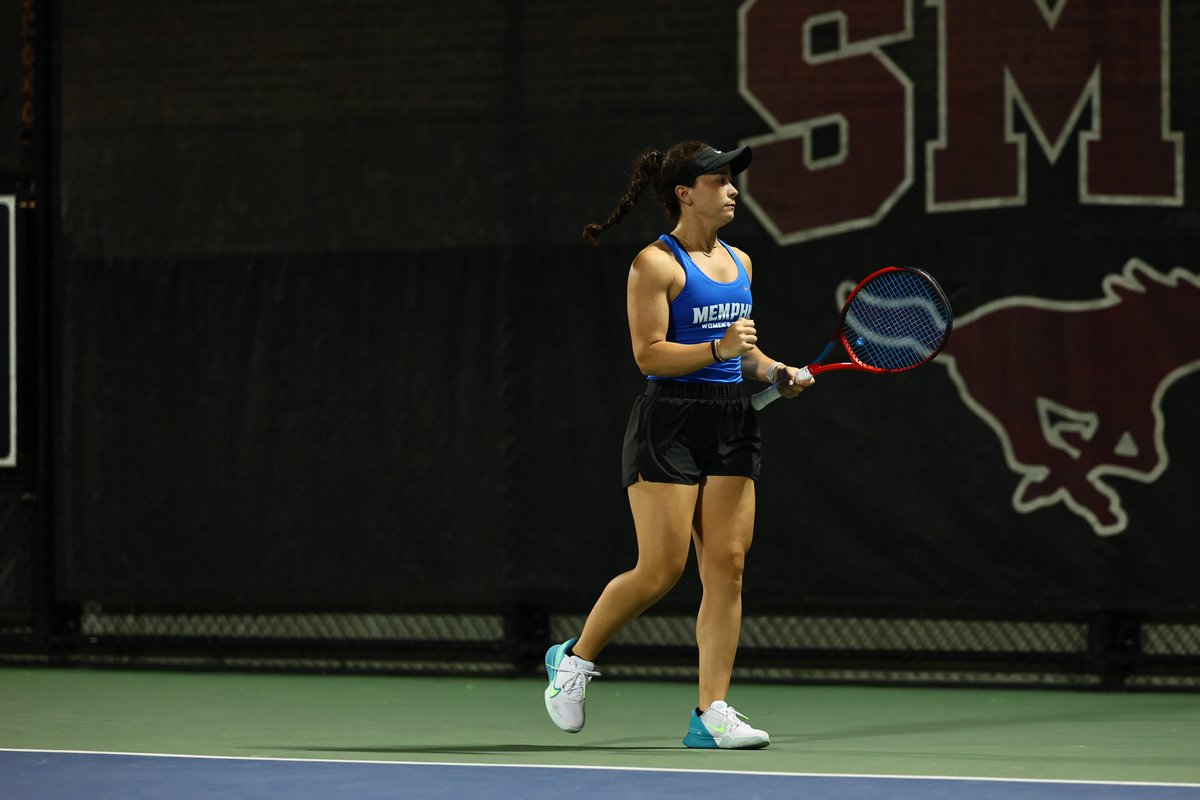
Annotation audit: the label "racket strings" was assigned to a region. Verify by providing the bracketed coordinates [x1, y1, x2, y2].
[842, 271, 951, 371]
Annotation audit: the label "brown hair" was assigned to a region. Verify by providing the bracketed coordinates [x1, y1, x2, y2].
[582, 140, 709, 245]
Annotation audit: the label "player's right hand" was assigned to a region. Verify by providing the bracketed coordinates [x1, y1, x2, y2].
[719, 317, 757, 358]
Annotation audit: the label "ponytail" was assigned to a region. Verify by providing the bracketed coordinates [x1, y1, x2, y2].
[581, 149, 664, 245]
[581, 141, 710, 245]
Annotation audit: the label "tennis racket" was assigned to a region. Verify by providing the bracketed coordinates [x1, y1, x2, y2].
[751, 266, 953, 411]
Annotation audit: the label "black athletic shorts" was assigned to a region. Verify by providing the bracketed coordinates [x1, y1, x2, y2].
[621, 380, 762, 488]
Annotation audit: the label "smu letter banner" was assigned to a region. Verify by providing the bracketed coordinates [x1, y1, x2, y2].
[740, 0, 1180, 243]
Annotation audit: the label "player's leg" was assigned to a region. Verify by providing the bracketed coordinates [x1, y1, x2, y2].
[682, 474, 769, 749]
[544, 479, 697, 733]
[574, 479, 699, 659]
[692, 474, 755, 708]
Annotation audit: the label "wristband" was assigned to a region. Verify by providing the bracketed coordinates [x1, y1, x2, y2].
[711, 339, 727, 362]
[767, 362, 784, 382]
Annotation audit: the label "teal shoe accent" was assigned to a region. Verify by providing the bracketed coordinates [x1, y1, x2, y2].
[545, 637, 579, 683]
[682, 709, 719, 749]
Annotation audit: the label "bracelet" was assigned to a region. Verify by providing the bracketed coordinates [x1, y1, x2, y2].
[767, 362, 784, 382]
[711, 339, 727, 362]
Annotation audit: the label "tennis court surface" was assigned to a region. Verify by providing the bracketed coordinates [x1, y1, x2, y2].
[2, 667, 1198, 798]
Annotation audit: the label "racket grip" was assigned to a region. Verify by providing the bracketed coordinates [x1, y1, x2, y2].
[750, 385, 781, 411]
[750, 366, 813, 411]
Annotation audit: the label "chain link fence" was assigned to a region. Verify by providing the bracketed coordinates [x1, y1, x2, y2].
[3, 601, 1196, 690]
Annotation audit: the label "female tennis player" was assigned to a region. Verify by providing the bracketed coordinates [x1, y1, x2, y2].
[543, 141, 813, 749]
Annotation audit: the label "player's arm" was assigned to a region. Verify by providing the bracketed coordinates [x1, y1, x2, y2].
[628, 245, 722, 378]
[741, 347, 783, 382]
[733, 247, 813, 396]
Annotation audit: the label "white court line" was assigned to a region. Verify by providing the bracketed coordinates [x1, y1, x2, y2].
[2, 748, 1198, 789]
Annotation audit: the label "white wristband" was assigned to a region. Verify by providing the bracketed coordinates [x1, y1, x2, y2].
[767, 362, 785, 383]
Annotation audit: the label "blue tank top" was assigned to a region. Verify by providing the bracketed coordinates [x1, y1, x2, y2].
[649, 234, 753, 384]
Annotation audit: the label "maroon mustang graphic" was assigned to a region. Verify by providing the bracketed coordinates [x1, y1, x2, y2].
[933, 260, 1200, 535]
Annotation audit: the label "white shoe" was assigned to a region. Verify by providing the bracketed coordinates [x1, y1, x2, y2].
[683, 700, 770, 749]
[543, 638, 599, 733]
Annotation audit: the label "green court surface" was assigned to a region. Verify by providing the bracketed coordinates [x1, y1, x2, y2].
[1, 667, 1198, 784]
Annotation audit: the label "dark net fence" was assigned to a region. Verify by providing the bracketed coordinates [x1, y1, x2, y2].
[27, 605, 1197, 690]
[1, 1, 1199, 689]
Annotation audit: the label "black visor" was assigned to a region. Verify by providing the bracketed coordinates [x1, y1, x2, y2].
[679, 145, 753, 185]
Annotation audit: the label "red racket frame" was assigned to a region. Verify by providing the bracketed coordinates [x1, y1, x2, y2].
[804, 265, 951, 376]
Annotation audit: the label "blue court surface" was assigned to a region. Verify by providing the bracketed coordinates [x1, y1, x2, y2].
[4, 750, 1199, 800]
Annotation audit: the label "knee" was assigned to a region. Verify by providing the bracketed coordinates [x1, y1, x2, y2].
[701, 549, 746, 587]
[634, 558, 687, 599]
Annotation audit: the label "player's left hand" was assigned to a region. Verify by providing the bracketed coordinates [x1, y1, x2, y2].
[776, 365, 815, 399]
